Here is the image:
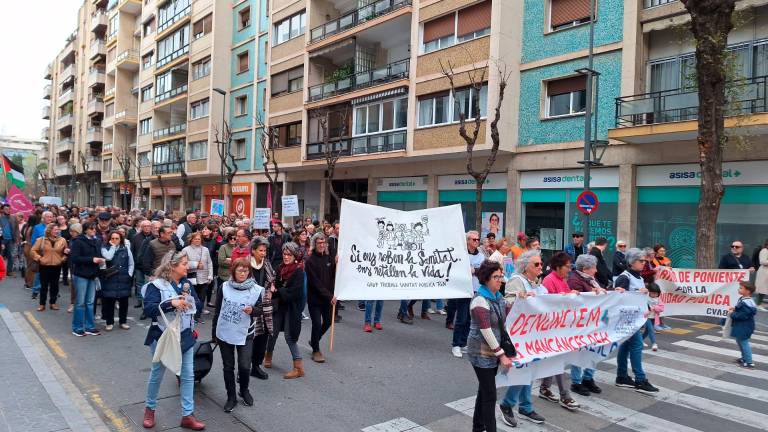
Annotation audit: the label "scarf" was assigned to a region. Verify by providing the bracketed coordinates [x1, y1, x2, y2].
[280, 261, 299, 282]
[250, 256, 264, 270]
[228, 277, 257, 291]
[576, 270, 601, 290]
[477, 285, 502, 302]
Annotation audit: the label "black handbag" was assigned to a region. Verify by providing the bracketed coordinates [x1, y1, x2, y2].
[493, 302, 516, 358]
[99, 265, 119, 279]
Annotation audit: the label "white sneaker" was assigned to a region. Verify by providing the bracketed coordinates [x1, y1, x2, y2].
[643, 342, 648, 348]
[758, 306, 768, 312]
[652, 343, 658, 351]
[461, 346, 468, 353]
[202, 309, 211, 315]
[438, 309, 447, 315]
[120, 324, 130, 330]
[451, 346, 463, 358]
[105, 325, 113, 331]
[427, 308, 436, 314]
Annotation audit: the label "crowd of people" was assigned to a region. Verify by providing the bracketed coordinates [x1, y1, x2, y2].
[0, 203, 764, 431]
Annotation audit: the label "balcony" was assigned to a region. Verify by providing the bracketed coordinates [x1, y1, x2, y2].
[644, 0, 677, 8]
[103, 142, 114, 153]
[60, 63, 75, 84]
[58, 89, 74, 106]
[153, 123, 187, 141]
[105, 87, 116, 100]
[154, 84, 188, 104]
[86, 155, 102, 171]
[117, 0, 141, 14]
[87, 98, 105, 116]
[116, 49, 140, 70]
[306, 130, 406, 160]
[90, 41, 106, 59]
[308, 59, 409, 102]
[115, 108, 138, 125]
[43, 84, 51, 99]
[63, 36, 76, 58]
[42, 106, 51, 119]
[156, 45, 189, 69]
[55, 163, 74, 177]
[310, 0, 411, 44]
[45, 63, 52, 80]
[57, 114, 74, 130]
[610, 75, 768, 144]
[91, 12, 107, 31]
[42, 127, 49, 140]
[55, 138, 75, 152]
[88, 69, 106, 87]
[157, 4, 191, 34]
[152, 161, 184, 175]
[86, 127, 103, 143]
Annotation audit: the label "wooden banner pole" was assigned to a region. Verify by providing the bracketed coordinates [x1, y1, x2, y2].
[329, 301, 337, 352]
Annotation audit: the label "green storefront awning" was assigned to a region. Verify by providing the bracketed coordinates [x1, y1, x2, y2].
[438, 189, 507, 203]
[638, 186, 768, 204]
[377, 191, 428, 203]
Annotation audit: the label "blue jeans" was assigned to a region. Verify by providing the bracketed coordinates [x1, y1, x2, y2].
[452, 297, 471, 348]
[32, 272, 40, 294]
[736, 338, 753, 364]
[398, 300, 430, 316]
[134, 269, 145, 301]
[642, 319, 656, 345]
[570, 366, 594, 384]
[434, 299, 445, 310]
[364, 300, 383, 324]
[72, 276, 97, 332]
[2, 239, 13, 273]
[500, 385, 533, 414]
[146, 341, 195, 416]
[616, 330, 645, 382]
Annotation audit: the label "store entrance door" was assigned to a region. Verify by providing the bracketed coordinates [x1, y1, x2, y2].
[329, 179, 368, 221]
[524, 202, 565, 262]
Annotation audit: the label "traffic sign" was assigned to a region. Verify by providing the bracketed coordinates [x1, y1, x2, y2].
[576, 190, 599, 215]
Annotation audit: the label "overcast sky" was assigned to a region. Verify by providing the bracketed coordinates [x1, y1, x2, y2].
[0, 1, 83, 140]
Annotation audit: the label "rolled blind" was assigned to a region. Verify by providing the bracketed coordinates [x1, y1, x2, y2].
[423, 13, 455, 43]
[457, 1, 492, 37]
[287, 66, 304, 80]
[271, 71, 289, 95]
[551, 0, 591, 28]
[547, 75, 586, 96]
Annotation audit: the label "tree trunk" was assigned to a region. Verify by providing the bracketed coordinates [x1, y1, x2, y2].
[683, 0, 735, 268]
[474, 180, 483, 233]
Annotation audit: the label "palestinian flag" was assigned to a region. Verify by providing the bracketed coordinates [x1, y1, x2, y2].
[2, 155, 25, 189]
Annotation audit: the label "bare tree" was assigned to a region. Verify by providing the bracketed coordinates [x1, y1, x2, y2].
[440, 57, 511, 232]
[313, 107, 349, 215]
[156, 175, 167, 213]
[68, 156, 79, 205]
[213, 120, 239, 210]
[255, 114, 281, 210]
[36, 162, 50, 196]
[78, 151, 94, 207]
[680, 0, 736, 267]
[135, 154, 145, 208]
[115, 147, 133, 210]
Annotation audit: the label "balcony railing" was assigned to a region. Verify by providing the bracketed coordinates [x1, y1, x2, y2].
[91, 11, 107, 30]
[55, 163, 74, 177]
[116, 49, 139, 66]
[615, 75, 768, 128]
[86, 126, 103, 142]
[306, 130, 406, 160]
[88, 69, 106, 86]
[57, 114, 74, 129]
[152, 161, 184, 175]
[58, 89, 74, 105]
[90, 41, 106, 59]
[115, 108, 138, 124]
[103, 142, 113, 152]
[60, 64, 75, 82]
[105, 87, 116, 99]
[43, 84, 51, 99]
[308, 58, 409, 102]
[154, 84, 188, 103]
[156, 45, 189, 68]
[643, 0, 677, 8]
[87, 98, 104, 115]
[157, 4, 191, 33]
[153, 123, 187, 140]
[310, 0, 411, 43]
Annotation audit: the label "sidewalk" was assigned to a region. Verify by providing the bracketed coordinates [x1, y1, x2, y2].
[0, 304, 109, 432]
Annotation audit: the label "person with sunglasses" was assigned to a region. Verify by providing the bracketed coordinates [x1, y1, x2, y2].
[613, 248, 659, 394]
[612, 240, 628, 279]
[719, 240, 755, 272]
[450, 231, 486, 358]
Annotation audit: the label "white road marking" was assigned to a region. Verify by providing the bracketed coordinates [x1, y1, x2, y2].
[697, 334, 768, 351]
[362, 418, 431, 432]
[644, 349, 768, 380]
[672, 340, 768, 363]
[445, 395, 568, 432]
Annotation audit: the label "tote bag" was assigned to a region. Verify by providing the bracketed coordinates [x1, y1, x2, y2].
[152, 297, 183, 376]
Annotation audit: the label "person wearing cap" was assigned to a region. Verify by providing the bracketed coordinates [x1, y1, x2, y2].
[97, 212, 113, 244]
[480, 232, 495, 258]
[510, 232, 527, 260]
[565, 232, 588, 267]
[199, 212, 211, 226]
[613, 240, 628, 278]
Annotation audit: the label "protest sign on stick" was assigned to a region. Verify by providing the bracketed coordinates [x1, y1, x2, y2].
[655, 268, 748, 318]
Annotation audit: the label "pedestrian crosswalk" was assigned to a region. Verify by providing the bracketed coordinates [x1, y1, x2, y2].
[363, 324, 768, 432]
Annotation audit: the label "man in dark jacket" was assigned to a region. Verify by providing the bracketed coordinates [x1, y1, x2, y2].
[141, 227, 176, 279]
[719, 240, 755, 271]
[132, 220, 155, 308]
[0, 204, 19, 276]
[268, 222, 291, 270]
[590, 237, 612, 288]
[69, 222, 105, 337]
[304, 233, 336, 363]
[612, 240, 628, 277]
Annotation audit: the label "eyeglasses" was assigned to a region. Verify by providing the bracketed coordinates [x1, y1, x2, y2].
[235, 268, 250, 273]
[617, 244, 627, 248]
[470, 238, 480, 242]
[491, 275, 504, 280]
[731, 245, 742, 249]
[639, 259, 648, 263]
[533, 262, 542, 267]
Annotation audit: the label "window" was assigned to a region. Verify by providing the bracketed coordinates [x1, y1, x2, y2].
[237, 51, 249, 74]
[156, 26, 189, 64]
[192, 57, 211, 80]
[550, 0, 592, 32]
[142, 52, 153, 70]
[158, 0, 190, 29]
[103, 158, 112, 173]
[271, 67, 303, 96]
[235, 95, 248, 116]
[143, 17, 155, 37]
[354, 97, 409, 135]
[422, 1, 491, 53]
[276, 122, 302, 147]
[188, 140, 207, 160]
[417, 85, 487, 127]
[152, 139, 185, 174]
[239, 7, 251, 30]
[139, 118, 152, 135]
[193, 14, 212, 39]
[546, 76, 587, 117]
[141, 85, 153, 102]
[273, 11, 305, 45]
[138, 151, 150, 167]
[108, 14, 119, 39]
[233, 138, 247, 159]
[190, 98, 209, 119]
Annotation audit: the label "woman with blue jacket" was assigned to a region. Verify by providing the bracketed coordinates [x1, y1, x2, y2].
[140, 251, 205, 431]
[100, 231, 134, 331]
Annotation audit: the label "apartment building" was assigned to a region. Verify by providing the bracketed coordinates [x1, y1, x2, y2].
[44, 1, 105, 206]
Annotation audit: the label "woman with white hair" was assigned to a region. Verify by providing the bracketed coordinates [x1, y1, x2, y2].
[612, 248, 659, 395]
[496, 250, 548, 427]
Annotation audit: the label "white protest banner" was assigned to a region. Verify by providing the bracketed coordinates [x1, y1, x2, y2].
[210, 199, 225, 216]
[253, 208, 271, 229]
[655, 268, 748, 318]
[496, 293, 647, 387]
[282, 195, 299, 217]
[335, 199, 473, 301]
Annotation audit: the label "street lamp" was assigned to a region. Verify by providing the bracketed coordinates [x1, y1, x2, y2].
[213, 88, 227, 201]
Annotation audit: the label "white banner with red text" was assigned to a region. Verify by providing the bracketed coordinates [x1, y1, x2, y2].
[655, 268, 749, 318]
[334, 199, 473, 300]
[496, 293, 647, 387]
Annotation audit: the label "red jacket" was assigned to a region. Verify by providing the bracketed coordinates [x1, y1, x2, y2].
[0, 255, 6, 281]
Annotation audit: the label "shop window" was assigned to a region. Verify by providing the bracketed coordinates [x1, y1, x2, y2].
[271, 67, 303, 96]
[546, 76, 586, 117]
[549, 0, 592, 32]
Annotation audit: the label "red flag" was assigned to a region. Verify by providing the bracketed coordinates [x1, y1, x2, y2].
[266, 183, 272, 211]
[6, 185, 34, 215]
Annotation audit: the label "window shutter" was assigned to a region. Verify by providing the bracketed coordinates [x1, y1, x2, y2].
[550, 0, 591, 28]
[239, 52, 249, 72]
[287, 66, 304, 80]
[547, 76, 586, 96]
[271, 71, 289, 95]
[278, 125, 287, 147]
[457, 1, 492, 37]
[423, 13, 455, 43]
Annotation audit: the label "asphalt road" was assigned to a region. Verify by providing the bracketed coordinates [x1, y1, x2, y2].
[2, 275, 768, 432]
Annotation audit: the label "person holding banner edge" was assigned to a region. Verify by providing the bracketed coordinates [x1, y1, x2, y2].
[613, 248, 659, 394]
[467, 260, 513, 432]
[451, 231, 486, 358]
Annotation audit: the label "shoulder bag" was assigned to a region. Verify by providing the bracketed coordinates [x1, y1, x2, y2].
[492, 301, 516, 358]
